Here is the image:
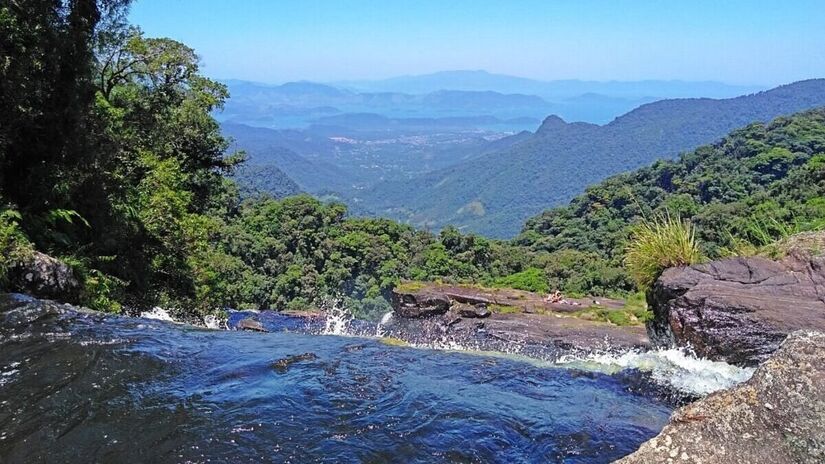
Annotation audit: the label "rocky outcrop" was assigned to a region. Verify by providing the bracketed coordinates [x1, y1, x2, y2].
[393, 282, 626, 315]
[615, 331, 825, 464]
[391, 291, 451, 318]
[389, 283, 648, 356]
[648, 252, 825, 366]
[7, 252, 81, 303]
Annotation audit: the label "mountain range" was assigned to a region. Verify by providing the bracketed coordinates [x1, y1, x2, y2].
[337, 70, 763, 99]
[357, 79, 825, 237]
[218, 72, 766, 128]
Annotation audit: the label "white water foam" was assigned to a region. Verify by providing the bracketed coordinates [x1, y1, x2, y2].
[139, 307, 177, 323]
[556, 347, 755, 396]
[203, 314, 227, 330]
[316, 304, 753, 397]
[321, 302, 353, 336]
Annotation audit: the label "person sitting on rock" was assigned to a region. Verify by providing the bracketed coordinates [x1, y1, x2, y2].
[545, 290, 563, 303]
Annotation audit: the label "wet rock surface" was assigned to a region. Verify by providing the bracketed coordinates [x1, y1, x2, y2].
[615, 330, 825, 464]
[649, 253, 825, 366]
[236, 317, 268, 332]
[7, 252, 81, 303]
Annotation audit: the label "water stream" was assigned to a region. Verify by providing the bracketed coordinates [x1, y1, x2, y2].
[0, 295, 752, 463]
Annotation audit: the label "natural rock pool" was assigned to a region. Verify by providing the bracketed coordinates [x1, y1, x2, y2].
[0, 295, 752, 463]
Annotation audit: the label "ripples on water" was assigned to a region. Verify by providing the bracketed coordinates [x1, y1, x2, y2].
[0, 296, 749, 463]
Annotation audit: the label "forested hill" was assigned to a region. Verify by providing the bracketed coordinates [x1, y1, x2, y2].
[361, 79, 825, 238]
[518, 107, 825, 261]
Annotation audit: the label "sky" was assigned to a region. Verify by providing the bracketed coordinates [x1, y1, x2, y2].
[129, 0, 825, 86]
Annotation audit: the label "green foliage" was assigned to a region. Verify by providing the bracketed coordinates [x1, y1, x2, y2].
[6, 1, 823, 320]
[540, 249, 634, 297]
[0, 206, 33, 285]
[491, 268, 549, 293]
[521, 108, 825, 293]
[82, 269, 126, 314]
[625, 213, 704, 290]
[489, 304, 521, 314]
[360, 81, 825, 238]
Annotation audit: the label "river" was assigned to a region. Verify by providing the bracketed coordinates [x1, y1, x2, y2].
[0, 294, 752, 463]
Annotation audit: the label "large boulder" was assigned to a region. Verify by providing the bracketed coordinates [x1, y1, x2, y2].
[648, 253, 825, 366]
[615, 331, 825, 464]
[391, 290, 450, 318]
[7, 252, 81, 303]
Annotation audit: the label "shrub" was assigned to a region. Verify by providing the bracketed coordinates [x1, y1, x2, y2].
[625, 212, 704, 290]
[491, 267, 549, 293]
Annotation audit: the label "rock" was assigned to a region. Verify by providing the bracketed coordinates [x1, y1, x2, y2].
[393, 281, 625, 315]
[390, 282, 648, 356]
[452, 302, 491, 318]
[237, 318, 267, 332]
[0, 293, 64, 328]
[385, 308, 648, 357]
[648, 254, 825, 366]
[391, 291, 450, 318]
[272, 352, 318, 373]
[7, 252, 81, 303]
[615, 331, 825, 464]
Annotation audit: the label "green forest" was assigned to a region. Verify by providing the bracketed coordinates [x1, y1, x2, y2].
[2, 1, 824, 321]
[519, 109, 825, 265]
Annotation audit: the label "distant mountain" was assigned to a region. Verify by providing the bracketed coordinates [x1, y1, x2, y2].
[222, 119, 537, 204]
[310, 112, 540, 132]
[223, 123, 356, 193]
[218, 80, 554, 130]
[360, 79, 825, 238]
[338, 70, 764, 99]
[218, 74, 766, 129]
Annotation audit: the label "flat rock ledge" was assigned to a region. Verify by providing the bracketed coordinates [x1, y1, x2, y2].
[648, 252, 825, 366]
[389, 283, 648, 356]
[615, 330, 825, 464]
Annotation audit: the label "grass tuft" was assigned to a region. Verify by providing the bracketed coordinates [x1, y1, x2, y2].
[625, 212, 704, 290]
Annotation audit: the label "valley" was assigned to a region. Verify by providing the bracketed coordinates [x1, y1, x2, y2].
[224, 79, 825, 237]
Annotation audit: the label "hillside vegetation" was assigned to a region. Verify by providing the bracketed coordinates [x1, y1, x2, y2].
[2, 1, 823, 322]
[519, 108, 825, 281]
[363, 80, 825, 237]
[0, 1, 547, 319]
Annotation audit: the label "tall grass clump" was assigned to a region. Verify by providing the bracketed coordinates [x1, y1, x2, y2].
[625, 212, 704, 290]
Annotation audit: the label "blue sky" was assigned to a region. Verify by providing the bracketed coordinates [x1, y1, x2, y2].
[129, 0, 825, 85]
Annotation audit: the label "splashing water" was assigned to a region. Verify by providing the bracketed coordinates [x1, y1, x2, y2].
[374, 311, 394, 337]
[321, 301, 353, 336]
[312, 303, 753, 397]
[556, 347, 755, 396]
[139, 307, 176, 322]
[203, 314, 226, 330]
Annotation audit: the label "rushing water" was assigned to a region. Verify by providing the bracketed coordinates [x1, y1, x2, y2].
[0, 295, 749, 463]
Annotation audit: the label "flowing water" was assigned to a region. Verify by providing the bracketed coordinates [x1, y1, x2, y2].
[0, 295, 752, 463]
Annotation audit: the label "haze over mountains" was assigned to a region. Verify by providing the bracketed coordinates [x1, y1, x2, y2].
[219, 70, 764, 128]
[337, 70, 762, 99]
[220, 72, 825, 238]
